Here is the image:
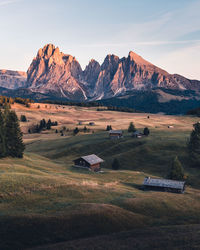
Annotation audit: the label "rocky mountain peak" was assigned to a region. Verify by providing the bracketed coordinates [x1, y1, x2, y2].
[128, 51, 152, 66]
[22, 45, 200, 101]
[83, 59, 100, 88]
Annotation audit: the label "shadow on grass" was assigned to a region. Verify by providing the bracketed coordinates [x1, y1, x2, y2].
[122, 182, 143, 191]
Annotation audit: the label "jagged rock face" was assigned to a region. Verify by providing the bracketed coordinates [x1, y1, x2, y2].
[27, 44, 87, 100]
[0, 70, 27, 89]
[25, 44, 200, 101]
[93, 51, 200, 99]
[83, 59, 100, 87]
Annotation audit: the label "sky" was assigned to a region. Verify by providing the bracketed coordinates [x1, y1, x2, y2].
[0, 0, 200, 79]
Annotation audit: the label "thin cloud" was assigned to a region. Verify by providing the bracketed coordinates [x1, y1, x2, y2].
[0, 0, 20, 7]
[81, 40, 200, 48]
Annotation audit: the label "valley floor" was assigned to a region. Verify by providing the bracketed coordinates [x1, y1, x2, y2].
[0, 104, 200, 249]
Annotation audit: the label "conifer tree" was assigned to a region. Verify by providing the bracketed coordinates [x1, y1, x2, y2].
[46, 119, 52, 130]
[20, 115, 27, 122]
[188, 122, 200, 167]
[169, 156, 184, 180]
[73, 127, 79, 135]
[4, 110, 25, 158]
[144, 127, 150, 136]
[0, 110, 6, 157]
[112, 158, 120, 170]
[83, 126, 87, 133]
[128, 122, 136, 133]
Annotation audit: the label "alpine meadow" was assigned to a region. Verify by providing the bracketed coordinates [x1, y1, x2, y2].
[0, 0, 200, 249]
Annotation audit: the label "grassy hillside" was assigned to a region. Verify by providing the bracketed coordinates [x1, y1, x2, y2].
[0, 104, 200, 249]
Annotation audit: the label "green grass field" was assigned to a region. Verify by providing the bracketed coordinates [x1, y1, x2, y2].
[0, 106, 200, 249]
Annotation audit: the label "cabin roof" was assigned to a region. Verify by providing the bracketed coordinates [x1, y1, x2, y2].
[109, 130, 122, 134]
[81, 154, 104, 165]
[133, 131, 142, 135]
[143, 177, 185, 189]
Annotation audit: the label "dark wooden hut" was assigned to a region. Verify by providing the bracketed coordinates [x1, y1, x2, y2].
[109, 130, 123, 139]
[74, 154, 104, 172]
[132, 131, 143, 138]
[143, 177, 185, 193]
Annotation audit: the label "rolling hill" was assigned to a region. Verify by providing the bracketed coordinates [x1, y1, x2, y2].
[0, 103, 200, 249]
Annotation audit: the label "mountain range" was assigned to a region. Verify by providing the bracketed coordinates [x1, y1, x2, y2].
[0, 44, 200, 113]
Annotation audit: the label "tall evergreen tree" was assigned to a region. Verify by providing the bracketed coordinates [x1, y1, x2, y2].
[0, 110, 6, 157]
[73, 127, 79, 135]
[143, 127, 150, 136]
[128, 122, 136, 133]
[112, 158, 120, 170]
[46, 119, 52, 130]
[188, 122, 200, 167]
[4, 110, 25, 158]
[169, 156, 184, 180]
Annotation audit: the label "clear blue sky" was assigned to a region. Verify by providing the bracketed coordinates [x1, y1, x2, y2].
[0, 0, 200, 79]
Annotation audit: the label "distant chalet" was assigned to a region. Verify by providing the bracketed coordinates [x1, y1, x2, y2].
[74, 154, 104, 172]
[143, 177, 185, 193]
[109, 130, 123, 139]
[132, 131, 143, 138]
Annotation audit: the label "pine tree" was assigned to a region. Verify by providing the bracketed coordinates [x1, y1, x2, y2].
[169, 156, 184, 180]
[112, 158, 120, 170]
[4, 110, 25, 158]
[128, 122, 136, 133]
[0, 110, 6, 157]
[83, 126, 87, 133]
[188, 122, 200, 167]
[144, 127, 150, 136]
[20, 115, 27, 122]
[106, 125, 112, 131]
[73, 127, 79, 136]
[46, 119, 52, 130]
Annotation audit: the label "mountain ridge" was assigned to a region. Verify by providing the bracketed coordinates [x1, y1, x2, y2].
[24, 44, 200, 101]
[0, 43, 200, 114]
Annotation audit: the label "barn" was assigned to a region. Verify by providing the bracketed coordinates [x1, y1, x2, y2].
[109, 130, 123, 139]
[74, 154, 104, 172]
[143, 177, 185, 193]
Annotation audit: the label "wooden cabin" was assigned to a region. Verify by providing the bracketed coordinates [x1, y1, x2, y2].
[132, 131, 143, 138]
[143, 177, 185, 193]
[74, 154, 104, 172]
[109, 130, 123, 139]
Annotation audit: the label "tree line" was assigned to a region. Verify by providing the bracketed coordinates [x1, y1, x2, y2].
[0, 108, 25, 158]
[0, 96, 34, 108]
[28, 119, 58, 133]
